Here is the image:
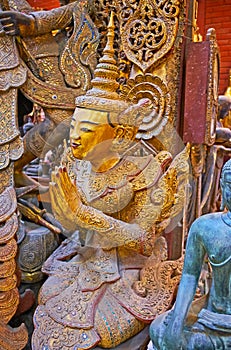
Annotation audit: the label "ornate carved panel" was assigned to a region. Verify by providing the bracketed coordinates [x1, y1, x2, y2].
[183, 28, 220, 146]
[118, 0, 183, 72]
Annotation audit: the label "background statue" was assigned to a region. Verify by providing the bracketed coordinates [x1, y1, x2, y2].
[31, 14, 189, 349]
[150, 158, 231, 350]
[200, 94, 231, 216]
[0, 0, 98, 190]
[215, 95, 231, 146]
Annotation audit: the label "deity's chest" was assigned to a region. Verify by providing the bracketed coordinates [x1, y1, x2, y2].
[83, 177, 134, 214]
[76, 161, 134, 214]
[75, 156, 155, 215]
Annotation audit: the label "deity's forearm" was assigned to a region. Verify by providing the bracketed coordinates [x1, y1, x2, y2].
[29, 3, 76, 36]
[74, 204, 154, 256]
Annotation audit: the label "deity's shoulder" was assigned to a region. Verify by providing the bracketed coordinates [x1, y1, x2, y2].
[126, 150, 172, 191]
[74, 155, 154, 214]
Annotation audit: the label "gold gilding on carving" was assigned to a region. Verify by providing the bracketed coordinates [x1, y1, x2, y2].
[0, 214, 18, 244]
[121, 73, 171, 138]
[0, 183, 26, 348]
[75, 11, 129, 113]
[204, 28, 220, 146]
[0, 288, 19, 323]
[119, 0, 182, 72]
[20, 3, 99, 111]
[0, 4, 29, 347]
[0, 259, 16, 278]
[0, 321, 28, 350]
[0, 187, 17, 221]
[32, 11, 190, 349]
[0, 90, 20, 146]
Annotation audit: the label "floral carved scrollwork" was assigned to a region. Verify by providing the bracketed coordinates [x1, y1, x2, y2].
[128, 18, 166, 59]
[155, 0, 181, 18]
[121, 74, 171, 139]
[118, 0, 182, 71]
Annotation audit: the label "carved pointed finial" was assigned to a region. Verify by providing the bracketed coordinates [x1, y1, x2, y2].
[90, 11, 119, 96]
[75, 12, 128, 112]
[100, 11, 116, 65]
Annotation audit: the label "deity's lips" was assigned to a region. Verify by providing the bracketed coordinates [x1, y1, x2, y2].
[71, 142, 81, 149]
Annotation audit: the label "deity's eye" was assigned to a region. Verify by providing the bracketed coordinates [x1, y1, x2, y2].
[80, 127, 93, 133]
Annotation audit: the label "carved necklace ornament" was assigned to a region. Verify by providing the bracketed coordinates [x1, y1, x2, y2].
[119, 0, 182, 72]
[208, 252, 231, 267]
[75, 150, 172, 214]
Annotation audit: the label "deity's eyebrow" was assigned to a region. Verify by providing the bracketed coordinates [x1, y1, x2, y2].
[70, 118, 99, 125]
[80, 120, 100, 125]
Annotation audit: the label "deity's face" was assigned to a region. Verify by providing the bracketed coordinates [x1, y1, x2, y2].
[70, 107, 115, 161]
[221, 170, 231, 211]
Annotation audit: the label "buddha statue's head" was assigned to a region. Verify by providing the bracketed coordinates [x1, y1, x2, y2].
[220, 159, 231, 211]
[70, 12, 151, 171]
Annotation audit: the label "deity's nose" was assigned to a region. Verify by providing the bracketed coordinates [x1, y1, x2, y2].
[70, 128, 80, 140]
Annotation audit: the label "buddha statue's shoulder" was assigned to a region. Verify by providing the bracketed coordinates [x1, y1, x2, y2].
[189, 212, 227, 241]
[192, 212, 224, 227]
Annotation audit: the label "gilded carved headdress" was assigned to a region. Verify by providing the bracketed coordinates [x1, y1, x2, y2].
[75, 12, 129, 114]
[75, 12, 153, 129]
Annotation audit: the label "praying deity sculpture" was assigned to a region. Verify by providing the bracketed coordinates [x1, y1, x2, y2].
[150, 158, 231, 350]
[31, 13, 189, 350]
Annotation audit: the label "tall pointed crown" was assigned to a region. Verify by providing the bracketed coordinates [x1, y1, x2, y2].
[75, 12, 129, 113]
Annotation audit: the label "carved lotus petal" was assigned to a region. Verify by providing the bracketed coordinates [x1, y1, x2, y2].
[0, 214, 18, 244]
[0, 239, 18, 262]
[0, 187, 17, 222]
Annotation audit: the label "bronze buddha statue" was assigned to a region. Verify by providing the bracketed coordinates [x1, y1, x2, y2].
[150, 158, 231, 350]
